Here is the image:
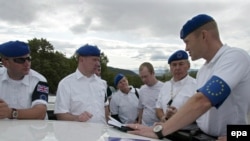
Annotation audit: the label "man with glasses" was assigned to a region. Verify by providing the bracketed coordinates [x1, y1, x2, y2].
[0, 40, 49, 120]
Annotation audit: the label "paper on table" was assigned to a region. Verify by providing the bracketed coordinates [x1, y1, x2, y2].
[108, 116, 125, 128]
[108, 116, 134, 132]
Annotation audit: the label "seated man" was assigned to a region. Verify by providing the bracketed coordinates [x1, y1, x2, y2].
[0, 40, 49, 120]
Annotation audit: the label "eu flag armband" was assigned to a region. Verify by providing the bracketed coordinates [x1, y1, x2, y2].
[198, 75, 231, 108]
[32, 81, 49, 102]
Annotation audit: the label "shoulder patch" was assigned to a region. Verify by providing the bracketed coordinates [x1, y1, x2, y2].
[32, 81, 49, 102]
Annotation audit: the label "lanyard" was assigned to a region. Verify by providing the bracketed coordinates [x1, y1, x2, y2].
[167, 77, 187, 106]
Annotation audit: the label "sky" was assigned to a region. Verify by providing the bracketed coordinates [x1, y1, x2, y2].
[0, 0, 250, 72]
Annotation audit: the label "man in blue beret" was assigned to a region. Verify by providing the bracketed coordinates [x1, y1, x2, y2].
[128, 14, 250, 141]
[155, 50, 196, 126]
[54, 44, 109, 124]
[0, 40, 49, 120]
[109, 73, 139, 124]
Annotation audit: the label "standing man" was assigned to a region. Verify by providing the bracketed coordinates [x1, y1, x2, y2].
[155, 50, 196, 123]
[138, 62, 164, 126]
[109, 73, 139, 124]
[95, 64, 113, 102]
[54, 44, 109, 124]
[0, 40, 49, 120]
[127, 14, 250, 141]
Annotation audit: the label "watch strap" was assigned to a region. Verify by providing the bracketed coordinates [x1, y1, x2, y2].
[11, 108, 18, 119]
[155, 130, 164, 139]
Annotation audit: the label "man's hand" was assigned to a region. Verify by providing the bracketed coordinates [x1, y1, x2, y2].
[165, 106, 177, 120]
[77, 111, 93, 122]
[0, 99, 12, 119]
[126, 124, 158, 139]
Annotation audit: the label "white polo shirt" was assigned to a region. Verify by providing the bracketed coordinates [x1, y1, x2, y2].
[196, 45, 250, 136]
[156, 75, 196, 113]
[54, 69, 108, 124]
[0, 67, 48, 111]
[110, 86, 139, 124]
[138, 81, 164, 126]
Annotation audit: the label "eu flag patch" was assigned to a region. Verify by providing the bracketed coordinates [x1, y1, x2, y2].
[198, 75, 231, 108]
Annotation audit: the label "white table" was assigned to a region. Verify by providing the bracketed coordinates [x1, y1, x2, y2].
[0, 120, 169, 141]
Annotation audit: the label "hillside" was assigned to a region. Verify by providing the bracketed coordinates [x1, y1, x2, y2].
[107, 66, 138, 76]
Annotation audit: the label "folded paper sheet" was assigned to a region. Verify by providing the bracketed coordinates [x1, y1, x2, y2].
[108, 116, 134, 132]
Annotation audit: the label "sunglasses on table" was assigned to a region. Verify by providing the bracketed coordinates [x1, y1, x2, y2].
[12, 56, 32, 64]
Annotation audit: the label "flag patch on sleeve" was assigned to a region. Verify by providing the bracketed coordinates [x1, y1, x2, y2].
[32, 81, 49, 102]
[198, 75, 231, 108]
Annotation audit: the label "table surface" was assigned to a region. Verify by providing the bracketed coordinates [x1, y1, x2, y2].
[0, 120, 169, 141]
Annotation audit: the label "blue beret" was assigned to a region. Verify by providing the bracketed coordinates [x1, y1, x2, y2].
[76, 44, 100, 57]
[168, 50, 188, 64]
[180, 14, 214, 39]
[114, 73, 125, 87]
[0, 41, 30, 57]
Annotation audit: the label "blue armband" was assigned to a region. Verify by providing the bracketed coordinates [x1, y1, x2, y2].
[198, 75, 231, 108]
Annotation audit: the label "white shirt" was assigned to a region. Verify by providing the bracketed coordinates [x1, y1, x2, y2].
[138, 81, 164, 126]
[196, 45, 250, 136]
[156, 75, 197, 113]
[110, 86, 139, 124]
[0, 67, 48, 111]
[54, 69, 108, 124]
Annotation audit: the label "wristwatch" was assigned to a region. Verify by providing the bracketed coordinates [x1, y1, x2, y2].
[11, 108, 18, 119]
[153, 125, 164, 139]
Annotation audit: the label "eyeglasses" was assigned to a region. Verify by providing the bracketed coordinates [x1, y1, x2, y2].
[12, 56, 32, 64]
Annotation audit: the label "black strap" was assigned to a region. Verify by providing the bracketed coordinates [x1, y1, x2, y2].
[134, 88, 139, 99]
[111, 114, 122, 123]
[165, 127, 217, 141]
[107, 86, 112, 98]
[167, 99, 173, 106]
[104, 94, 107, 103]
[134, 88, 140, 122]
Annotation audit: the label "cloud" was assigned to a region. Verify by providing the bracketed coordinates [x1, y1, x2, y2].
[0, 0, 250, 71]
[0, 0, 39, 24]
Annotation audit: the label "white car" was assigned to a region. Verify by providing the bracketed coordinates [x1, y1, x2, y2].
[0, 120, 161, 141]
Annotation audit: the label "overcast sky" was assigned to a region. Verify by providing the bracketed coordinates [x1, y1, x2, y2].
[0, 0, 250, 71]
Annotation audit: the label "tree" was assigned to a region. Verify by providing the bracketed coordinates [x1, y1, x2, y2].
[100, 52, 109, 78]
[28, 38, 76, 94]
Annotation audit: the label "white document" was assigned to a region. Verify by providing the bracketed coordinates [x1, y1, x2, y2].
[108, 116, 125, 128]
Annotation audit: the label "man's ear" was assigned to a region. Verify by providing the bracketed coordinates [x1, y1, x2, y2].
[201, 30, 208, 40]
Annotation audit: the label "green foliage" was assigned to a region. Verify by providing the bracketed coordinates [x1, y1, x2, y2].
[189, 70, 197, 78]
[126, 75, 143, 88]
[104, 66, 139, 87]
[28, 38, 76, 93]
[157, 69, 197, 82]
